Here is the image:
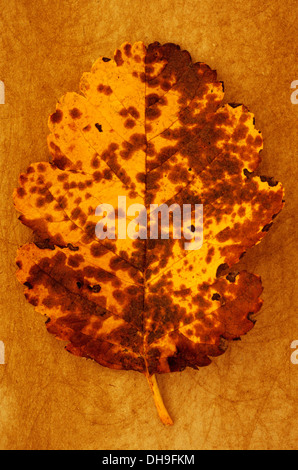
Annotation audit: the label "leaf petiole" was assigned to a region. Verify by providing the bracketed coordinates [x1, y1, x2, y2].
[146, 373, 173, 426]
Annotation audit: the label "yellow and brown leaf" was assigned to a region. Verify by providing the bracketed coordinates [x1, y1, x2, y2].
[14, 42, 284, 424]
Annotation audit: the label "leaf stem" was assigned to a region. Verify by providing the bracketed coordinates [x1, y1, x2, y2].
[146, 373, 173, 426]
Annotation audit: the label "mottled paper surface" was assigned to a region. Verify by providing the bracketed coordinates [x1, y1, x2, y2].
[0, 0, 297, 450]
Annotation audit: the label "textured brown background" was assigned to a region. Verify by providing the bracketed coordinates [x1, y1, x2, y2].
[0, 0, 297, 450]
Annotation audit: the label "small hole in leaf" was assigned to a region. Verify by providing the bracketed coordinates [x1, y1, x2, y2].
[212, 293, 221, 301]
[87, 284, 101, 293]
[92, 285, 101, 293]
[95, 123, 103, 132]
[67, 243, 79, 251]
[226, 272, 238, 283]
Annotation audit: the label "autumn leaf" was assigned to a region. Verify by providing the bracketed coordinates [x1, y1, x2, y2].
[14, 41, 284, 426]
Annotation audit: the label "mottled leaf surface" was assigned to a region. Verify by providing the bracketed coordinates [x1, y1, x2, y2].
[14, 42, 284, 377]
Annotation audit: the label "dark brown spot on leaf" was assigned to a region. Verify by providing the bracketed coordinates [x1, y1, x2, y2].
[50, 109, 63, 124]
